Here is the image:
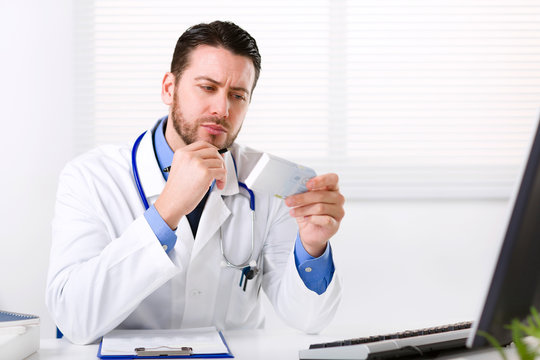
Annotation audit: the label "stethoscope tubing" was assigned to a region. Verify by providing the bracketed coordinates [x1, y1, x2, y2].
[131, 128, 257, 270]
[132, 131, 150, 210]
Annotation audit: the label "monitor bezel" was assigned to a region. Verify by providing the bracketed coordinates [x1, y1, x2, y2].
[468, 117, 540, 348]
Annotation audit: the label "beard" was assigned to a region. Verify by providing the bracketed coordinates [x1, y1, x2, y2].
[170, 95, 241, 149]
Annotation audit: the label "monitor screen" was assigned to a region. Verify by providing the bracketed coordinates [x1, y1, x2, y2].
[469, 117, 540, 347]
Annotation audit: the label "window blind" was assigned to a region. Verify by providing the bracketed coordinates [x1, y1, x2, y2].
[73, 0, 540, 199]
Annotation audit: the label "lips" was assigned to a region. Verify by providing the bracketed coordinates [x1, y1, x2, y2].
[201, 123, 227, 135]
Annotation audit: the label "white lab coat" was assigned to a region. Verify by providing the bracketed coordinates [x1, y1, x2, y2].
[46, 123, 341, 345]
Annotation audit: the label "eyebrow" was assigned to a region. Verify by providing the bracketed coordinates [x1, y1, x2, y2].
[194, 76, 250, 96]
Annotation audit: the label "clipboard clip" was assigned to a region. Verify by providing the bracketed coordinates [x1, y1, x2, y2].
[134, 346, 193, 356]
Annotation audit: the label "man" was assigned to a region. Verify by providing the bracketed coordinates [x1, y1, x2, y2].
[46, 21, 344, 345]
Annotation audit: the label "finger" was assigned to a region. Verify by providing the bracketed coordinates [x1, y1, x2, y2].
[290, 202, 345, 221]
[301, 214, 339, 228]
[198, 158, 226, 169]
[207, 168, 227, 182]
[188, 147, 225, 160]
[208, 169, 228, 190]
[306, 173, 339, 191]
[180, 142, 227, 161]
[285, 189, 344, 208]
[173, 148, 225, 170]
[215, 179, 226, 190]
[168, 158, 225, 175]
[183, 140, 219, 152]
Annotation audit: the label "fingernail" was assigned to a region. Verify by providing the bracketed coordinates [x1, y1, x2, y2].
[285, 198, 294, 206]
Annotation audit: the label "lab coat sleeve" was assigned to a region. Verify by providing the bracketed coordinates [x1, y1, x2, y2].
[261, 199, 342, 334]
[46, 162, 181, 345]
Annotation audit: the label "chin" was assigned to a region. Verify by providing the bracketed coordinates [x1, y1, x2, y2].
[199, 134, 227, 148]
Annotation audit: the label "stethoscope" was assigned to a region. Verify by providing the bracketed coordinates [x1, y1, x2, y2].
[131, 126, 260, 287]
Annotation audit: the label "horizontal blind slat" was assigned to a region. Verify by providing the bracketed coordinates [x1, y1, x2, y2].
[74, 0, 540, 199]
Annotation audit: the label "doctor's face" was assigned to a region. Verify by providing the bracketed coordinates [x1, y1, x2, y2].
[167, 45, 256, 149]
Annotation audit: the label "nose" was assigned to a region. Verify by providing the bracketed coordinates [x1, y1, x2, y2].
[211, 91, 230, 119]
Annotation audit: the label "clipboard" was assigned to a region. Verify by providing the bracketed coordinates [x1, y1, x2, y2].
[97, 327, 233, 359]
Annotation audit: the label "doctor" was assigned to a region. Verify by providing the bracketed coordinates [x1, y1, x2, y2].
[46, 21, 344, 345]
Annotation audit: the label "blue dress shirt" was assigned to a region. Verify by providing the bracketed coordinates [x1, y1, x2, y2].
[143, 116, 334, 294]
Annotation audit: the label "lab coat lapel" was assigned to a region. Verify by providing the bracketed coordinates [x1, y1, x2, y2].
[135, 126, 240, 256]
[191, 152, 239, 258]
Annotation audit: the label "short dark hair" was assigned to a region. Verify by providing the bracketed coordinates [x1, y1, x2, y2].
[170, 21, 261, 93]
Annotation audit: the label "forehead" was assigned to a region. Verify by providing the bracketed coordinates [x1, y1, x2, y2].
[183, 45, 255, 89]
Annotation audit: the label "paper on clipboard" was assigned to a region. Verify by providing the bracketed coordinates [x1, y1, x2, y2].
[98, 326, 232, 358]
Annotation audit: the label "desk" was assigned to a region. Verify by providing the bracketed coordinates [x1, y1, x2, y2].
[28, 329, 517, 360]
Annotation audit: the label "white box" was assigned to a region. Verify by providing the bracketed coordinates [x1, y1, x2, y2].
[245, 153, 316, 198]
[0, 324, 39, 360]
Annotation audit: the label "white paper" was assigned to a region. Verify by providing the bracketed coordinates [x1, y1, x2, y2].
[100, 327, 229, 356]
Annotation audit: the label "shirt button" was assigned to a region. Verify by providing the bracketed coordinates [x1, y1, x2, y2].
[191, 289, 201, 296]
[305, 267, 312, 273]
[162, 244, 168, 251]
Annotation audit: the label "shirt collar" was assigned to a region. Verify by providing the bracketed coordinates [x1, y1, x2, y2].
[154, 115, 174, 181]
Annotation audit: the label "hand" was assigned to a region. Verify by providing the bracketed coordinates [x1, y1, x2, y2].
[154, 141, 227, 229]
[285, 173, 345, 257]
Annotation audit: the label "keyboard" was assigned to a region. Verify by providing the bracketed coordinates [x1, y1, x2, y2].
[299, 321, 472, 359]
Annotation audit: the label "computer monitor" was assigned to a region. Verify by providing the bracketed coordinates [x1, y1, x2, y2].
[468, 116, 540, 348]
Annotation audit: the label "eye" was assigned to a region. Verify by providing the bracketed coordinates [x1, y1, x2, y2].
[200, 85, 215, 91]
[232, 93, 246, 101]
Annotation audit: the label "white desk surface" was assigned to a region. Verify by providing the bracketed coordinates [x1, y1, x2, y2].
[28, 328, 517, 360]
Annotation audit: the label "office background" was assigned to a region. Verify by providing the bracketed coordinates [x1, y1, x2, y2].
[1, 0, 538, 339]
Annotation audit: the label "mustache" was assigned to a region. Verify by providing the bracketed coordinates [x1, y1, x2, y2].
[198, 116, 230, 130]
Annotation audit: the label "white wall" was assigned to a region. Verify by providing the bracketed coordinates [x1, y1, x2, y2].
[0, 0, 73, 338]
[0, 1, 513, 340]
[263, 199, 510, 338]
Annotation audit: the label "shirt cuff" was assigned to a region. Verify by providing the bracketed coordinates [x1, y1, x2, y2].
[294, 232, 335, 295]
[144, 205, 177, 253]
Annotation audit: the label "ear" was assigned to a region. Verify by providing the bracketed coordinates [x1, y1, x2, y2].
[161, 72, 176, 106]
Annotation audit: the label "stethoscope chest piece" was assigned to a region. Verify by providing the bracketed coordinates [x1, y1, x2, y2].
[239, 260, 259, 292]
